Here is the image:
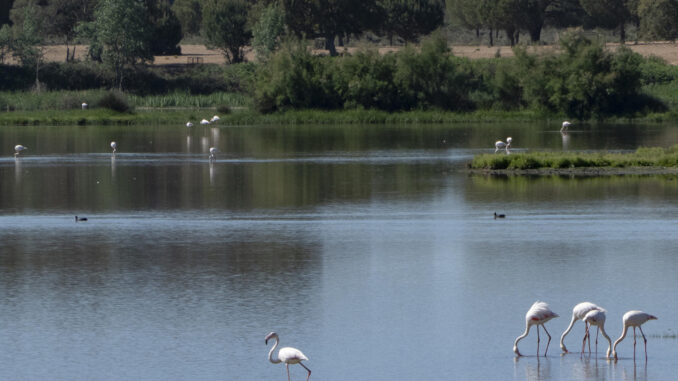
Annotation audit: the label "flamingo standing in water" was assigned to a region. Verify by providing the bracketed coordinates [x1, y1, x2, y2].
[560, 302, 602, 354]
[612, 311, 658, 361]
[495, 137, 512, 153]
[582, 309, 612, 358]
[266, 332, 311, 381]
[110, 141, 117, 154]
[14, 145, 28, 157]
[209, 147, 217, 161]
[561, 121, 572, 132]
[514, 301, 559, 357]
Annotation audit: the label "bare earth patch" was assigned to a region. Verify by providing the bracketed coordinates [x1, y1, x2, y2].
[16, 41, 678, 66]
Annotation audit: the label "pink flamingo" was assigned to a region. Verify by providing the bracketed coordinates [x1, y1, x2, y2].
[560, 301, 602, 354]
[514, 301, 559, 357]
[612, 311, 658, 361]
[582, 309, 612, 357]
[266, 332, 311, 381]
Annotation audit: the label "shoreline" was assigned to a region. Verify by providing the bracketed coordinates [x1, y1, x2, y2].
[469, 167, 678, 176]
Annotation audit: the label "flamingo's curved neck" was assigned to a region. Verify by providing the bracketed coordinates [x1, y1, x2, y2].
[268, 337, 282, 364]
[514, 322, 532, 348]
[613, 324, 629, 353]
[599, 325, 612, 355]
[560, 315, 578, 349]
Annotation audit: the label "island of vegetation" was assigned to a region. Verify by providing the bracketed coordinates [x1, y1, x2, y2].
[2, 0, 678, 125]
[469, 146, 678, 174]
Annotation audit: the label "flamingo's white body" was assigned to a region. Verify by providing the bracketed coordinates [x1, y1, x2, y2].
[560, 302, 602, 353]
[583, 309, 612, 357]
[200, 119, 210, 125]
[110, 141, 117, 154]
[514, 301, 559, 357]
[612, 311, 657, 361]
[495, 137, 512, 153]
[266, 332, 311, 381]
[561, 121, 572, 132]
[186, 121, 193, 127]
[209, 147, 217, 160]
[81, 102, 88, 110]
[210, 115, 220, 123]
[14, 145, 27, 157]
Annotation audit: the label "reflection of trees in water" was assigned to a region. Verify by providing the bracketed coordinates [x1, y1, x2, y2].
[467, 174, 678, 203]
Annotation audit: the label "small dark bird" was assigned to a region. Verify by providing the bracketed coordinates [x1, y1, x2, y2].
[75, 216, 88, 222]
[494, 212, 506, 219]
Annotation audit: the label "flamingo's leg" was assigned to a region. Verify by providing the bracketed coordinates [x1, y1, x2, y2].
[632, 327, 637, 362]
[537, 324, 541, 356]
[582, 324, 589, 357]
[286, 363, 291, 381]
[300, 362, 312, 381]
[543, 324, 553, 357]
[639, 326, 648, 362]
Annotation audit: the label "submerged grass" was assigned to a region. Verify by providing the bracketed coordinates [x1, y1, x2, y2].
[470, 146, 678, 170]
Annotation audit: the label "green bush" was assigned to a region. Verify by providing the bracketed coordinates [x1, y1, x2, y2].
[96, 91, 131, 112]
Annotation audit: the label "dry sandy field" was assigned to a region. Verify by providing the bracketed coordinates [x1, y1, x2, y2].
[13, 41, 678, 66]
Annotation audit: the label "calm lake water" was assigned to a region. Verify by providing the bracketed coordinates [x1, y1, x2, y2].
[1, 121, 677, 380]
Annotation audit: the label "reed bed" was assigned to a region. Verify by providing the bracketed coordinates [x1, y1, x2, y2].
[470, 146, 678, 170]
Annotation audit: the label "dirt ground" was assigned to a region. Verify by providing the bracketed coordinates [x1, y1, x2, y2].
[17, 41, 678, 66]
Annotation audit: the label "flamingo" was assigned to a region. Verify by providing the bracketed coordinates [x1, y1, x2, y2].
[209, 147, 217, 160]
[582, 309, 612, 358]
[110, 141, 117, 154]
[561, 121, 572, 132]
[612, 311, 657, 361]
[514, 301, 559, 357]
[200, 119, 210, 125]
[210, 115, 220, 123]
[14, 145, 27, 157]
[265, 332, 311, 381]
[494, 137, 512, 153]
[81, 102, 88, 110]
[186, 121, 193, 127]
[560, 302, 602, 354]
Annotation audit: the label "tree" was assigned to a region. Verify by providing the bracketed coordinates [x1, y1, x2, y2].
[148, 0, 182, 55]
[377, 0, 445, 45]
[80, 0, 153, 89]
[12, 4, 46, 90]
[201, 0, 251, 63]
[251, 2, 285, 60]
[171, 0, 201, 36]
[0, 24, 11, 63]
[1, 0, 16, 25]
[580, 0, 633, 42]
[638, 0, 678, 40]
[282, 0, 377, 56]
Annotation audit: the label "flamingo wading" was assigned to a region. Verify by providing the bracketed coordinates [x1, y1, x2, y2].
[265, 332, 311, 381]
[561, 121, 572, 132]
[612, 311, 657, 361]
[110, 141, 117, 154]
[560, 302, 602, 354]
[514, 301, 559, 357]
[495, 137, 512, 153]
[583, 309, 612, 358]
[14, 145, 27, 157]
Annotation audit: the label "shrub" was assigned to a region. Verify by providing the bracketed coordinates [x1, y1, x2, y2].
[96, 91, 131, 112]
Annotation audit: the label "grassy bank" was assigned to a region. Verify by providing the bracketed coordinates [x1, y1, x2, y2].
[470, 146, 678, 170]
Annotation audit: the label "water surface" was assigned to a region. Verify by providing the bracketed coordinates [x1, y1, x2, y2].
[1, 122, 677, 380]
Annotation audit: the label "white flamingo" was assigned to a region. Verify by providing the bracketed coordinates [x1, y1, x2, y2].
[110, 141, 117, 154]
[186, 121, 193, 127]
[582, 309, 612, 358]
[495, 137, 512, 153]
[561, 120, 572, 132]
[266, 332, 311, 381]
[200, 119, 210, 125]
[560, 302, 602, 354]
[209, 147, 217, 160]
[14, 145, 28, 157]
[612, 311, 657, 361]
[514, 301, 559, 357]
[210, 115, 220, 123]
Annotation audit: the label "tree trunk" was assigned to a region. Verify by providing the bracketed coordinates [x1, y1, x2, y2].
[325, 33, 337, 56]
[489, 28, 494, 46]
[528, 25, 541, 42]
[619, 23, 626, 44]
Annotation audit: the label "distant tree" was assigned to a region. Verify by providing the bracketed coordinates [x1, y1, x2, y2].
[12, 4, 46, 90]
[1, 0, 16, 25]
[80, 0, 153, 89]
[201, 0, 251, 63]
[282, 0, 376, 56]
[638, 0, 678, 40]
[447, 0, 484, 38]
[149, 0, 182, 55]
[377, 0, 445, 45]
[251, 2, 285, 60]
[0, 24, 11, 63]
[171, 0, 201, 36]
[580, 0, 633, 42]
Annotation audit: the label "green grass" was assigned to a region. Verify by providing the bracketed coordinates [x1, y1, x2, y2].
[470, 146, 678, 170]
